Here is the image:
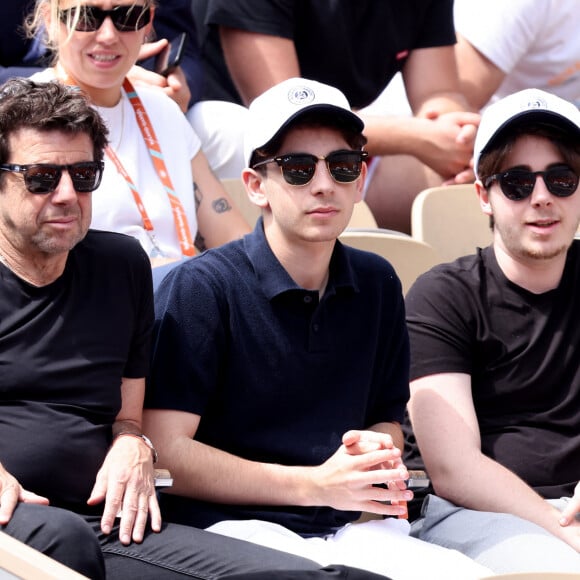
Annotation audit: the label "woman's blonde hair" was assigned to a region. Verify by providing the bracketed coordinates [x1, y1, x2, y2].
[26, 0, 155, 54]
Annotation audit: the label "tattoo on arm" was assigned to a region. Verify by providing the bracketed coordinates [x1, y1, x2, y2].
[192, 182, 230, 251]
[212, 197, 232, 214]
[194, 181, 231, 215]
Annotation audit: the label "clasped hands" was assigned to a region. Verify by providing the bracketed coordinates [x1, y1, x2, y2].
[415, 110, 479, 186]
[310, 430, 412, 517]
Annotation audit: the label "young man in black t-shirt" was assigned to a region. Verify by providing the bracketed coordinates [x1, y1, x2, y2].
[406, 88, 580, 573]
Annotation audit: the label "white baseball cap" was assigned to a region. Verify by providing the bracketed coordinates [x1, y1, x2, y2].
[474, 88, 580, 178]
[243, 78, 364, 166]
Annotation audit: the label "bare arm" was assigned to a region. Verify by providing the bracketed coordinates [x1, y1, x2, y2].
[143, 410, 411, 517]
[409, 373, 580, 551]
[454, 33, 506, 111]
[88, 377, 161, 545]
[191, 150, 251, 251]
[361, 46, 479, 181]
[403, 45, 471, 116]
[220, 28, 478, 182]
[219, 28, 300, 105]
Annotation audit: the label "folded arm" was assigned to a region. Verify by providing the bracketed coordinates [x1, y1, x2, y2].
[409, 372, 580, 551]
[221, 28, 479, 183]
[362, 45, 479, 181]
[143, 410, 411, 517]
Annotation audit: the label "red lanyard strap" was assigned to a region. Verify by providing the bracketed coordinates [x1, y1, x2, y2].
[122, 79, 195, 257]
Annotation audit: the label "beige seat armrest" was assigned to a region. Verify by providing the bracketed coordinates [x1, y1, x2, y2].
[0, 531, 88, 579]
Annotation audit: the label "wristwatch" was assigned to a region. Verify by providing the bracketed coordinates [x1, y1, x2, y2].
[115, 432, 159, 464]
[139, 434, 159, 464]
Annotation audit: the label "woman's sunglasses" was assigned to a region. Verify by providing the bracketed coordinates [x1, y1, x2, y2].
[252, 150, 368, 186]
[59, 5, 152, 32]
[0, 162, 104, 194]
[484, 165, 580, 201]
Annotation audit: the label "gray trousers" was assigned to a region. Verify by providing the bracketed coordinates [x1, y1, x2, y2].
[410, 494, 580, 573]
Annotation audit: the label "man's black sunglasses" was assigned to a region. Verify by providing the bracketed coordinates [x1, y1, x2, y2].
[0, 162, 104, 194]
[484, 165, 580, 201]
[59, 5, 152, 32]
[252, 150, 368, 186]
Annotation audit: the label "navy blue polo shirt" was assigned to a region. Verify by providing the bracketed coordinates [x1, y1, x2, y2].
[146, 219, 409, 535]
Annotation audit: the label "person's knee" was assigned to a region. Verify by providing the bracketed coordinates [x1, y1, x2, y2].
[3, 504, 104, 579]
[411, 494, 580, 573]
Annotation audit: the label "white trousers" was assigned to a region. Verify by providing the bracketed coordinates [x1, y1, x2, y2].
[207, 518, 493, 580]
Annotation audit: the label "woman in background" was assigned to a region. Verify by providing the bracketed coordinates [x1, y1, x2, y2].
[29, 0, 250, 265]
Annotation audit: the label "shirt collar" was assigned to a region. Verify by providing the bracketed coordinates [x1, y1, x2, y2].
[244, 218, 359, 300]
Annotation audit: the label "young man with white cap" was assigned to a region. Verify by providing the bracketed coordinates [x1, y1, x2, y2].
[143, 78, 491, 579]
[406, 88, 580, 572]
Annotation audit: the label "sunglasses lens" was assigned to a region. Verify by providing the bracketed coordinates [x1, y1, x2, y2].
[76, 7, 98, 31]
[59, 7, 98, 32]
[61, 6, 151, 32]
[499, 171, 535, 201]
[69, 162, 103, 192]
[545, 167, 579, 197]
[280, 156, 317, 186]
[20, 163, 102, 194]
[23, 166, 60, 194]
[327, 152, 365, 183]
[112, 6, 151, 31]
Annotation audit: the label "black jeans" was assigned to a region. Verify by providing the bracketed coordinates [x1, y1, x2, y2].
[3, 503, 386, 579]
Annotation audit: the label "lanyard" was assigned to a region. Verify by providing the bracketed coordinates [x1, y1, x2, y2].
[58, 69, 195, 257]
[120, 78, 195, 257]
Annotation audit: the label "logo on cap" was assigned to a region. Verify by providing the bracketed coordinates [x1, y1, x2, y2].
[287, 86, 315, 106]
[523, 96, 548, 110]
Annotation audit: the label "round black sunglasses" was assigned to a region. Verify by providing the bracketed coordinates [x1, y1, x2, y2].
[484, 165, 579, 201]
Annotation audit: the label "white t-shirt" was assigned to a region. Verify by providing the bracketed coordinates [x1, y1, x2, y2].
[454, 0, 580, 108]
[32, 70, 201, 258]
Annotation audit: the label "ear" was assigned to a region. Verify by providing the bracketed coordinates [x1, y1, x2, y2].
[475, 179, 492, 217]
[242, 168, 269, 210]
